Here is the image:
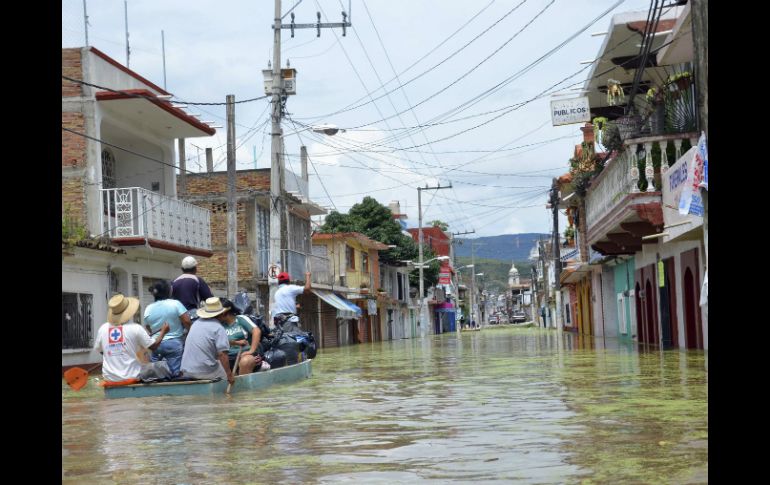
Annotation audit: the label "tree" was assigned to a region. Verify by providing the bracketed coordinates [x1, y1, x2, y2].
[429, 220, 449, 231]
[320, 196, 439, 289]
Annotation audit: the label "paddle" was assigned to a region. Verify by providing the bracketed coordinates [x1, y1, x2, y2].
[63, 363, 101, 391]
[226, 346, 243, 395]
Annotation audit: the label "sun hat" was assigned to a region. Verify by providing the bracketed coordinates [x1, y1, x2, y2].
[107, 294, 141, 324]
[197, 297, 228, 319]
[182, 256, 198, 270]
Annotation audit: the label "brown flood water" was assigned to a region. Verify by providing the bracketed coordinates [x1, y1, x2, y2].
[62, 327, 707, 484]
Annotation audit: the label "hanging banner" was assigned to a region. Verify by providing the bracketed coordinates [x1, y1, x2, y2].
[678, 133, 705, 216]
[550, 96, 591, 126]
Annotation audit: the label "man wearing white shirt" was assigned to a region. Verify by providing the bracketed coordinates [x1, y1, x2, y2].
[272, 271, 311, 328]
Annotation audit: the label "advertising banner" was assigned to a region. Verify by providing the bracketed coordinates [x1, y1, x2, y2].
[678, 132, 706, 216]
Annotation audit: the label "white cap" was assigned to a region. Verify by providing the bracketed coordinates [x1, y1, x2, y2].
[181, 256, 198, 269]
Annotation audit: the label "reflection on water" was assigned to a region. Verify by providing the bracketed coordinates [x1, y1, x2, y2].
[63, 328, 707, 484]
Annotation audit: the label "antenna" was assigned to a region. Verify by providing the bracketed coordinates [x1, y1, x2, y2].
[124, 0, 130, 68]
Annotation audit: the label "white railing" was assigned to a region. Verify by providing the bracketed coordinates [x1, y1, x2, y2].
[285, 171, 308, 201]
[585, 133, 697, 224]
[100, 187, 211, 251]
[255, 248, 333, 285]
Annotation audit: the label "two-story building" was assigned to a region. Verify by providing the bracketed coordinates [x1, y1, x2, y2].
[62, 47, 215, 367]
[556, 3, 706, 349]
[312, 232, 389, 346]
[377, 261, 414, 340]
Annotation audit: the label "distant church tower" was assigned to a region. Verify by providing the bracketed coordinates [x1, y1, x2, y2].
[508, 261, 520, 287]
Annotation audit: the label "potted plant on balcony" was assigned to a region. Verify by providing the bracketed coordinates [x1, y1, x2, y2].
[606, 79, 625, 106]
[667, 71, 692, 92]
[360, 282, 370, 294]
[563, 226, 575, 246]
[645, 87, 665, 135]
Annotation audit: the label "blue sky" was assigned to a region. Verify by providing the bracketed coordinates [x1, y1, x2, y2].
[63, 0, 653, 238]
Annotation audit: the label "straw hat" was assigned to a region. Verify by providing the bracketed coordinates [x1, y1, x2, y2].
[197, 297, 228, 319]
[107, 294, 140, 324]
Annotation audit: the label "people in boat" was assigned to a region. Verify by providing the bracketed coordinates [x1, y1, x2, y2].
[272, 271, 311, 328]
[172, 256, 214, 312]
[143, 280, 191, 377]
[180, 297, 235, 386]
[219, 298, 262, 374]
[93, 294, 170, 383]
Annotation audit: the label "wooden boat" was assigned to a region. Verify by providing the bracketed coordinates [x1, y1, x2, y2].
[104, 359, 312, 399]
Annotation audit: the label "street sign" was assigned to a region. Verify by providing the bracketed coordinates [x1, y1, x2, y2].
[268, 263, 281, 284]
[550, 96, 591, 126]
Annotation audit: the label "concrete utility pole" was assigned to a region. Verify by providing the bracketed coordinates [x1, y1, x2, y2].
[177, 139, 186, 195]
[161, 30, 167, 90]
[268, 0, 284, 320]
[550, 180, 563, 330]
[417, 183, 452, 337]
[267, 0, 351, 320]
[206, 148, 213, 173]
[124, 0, 130, 68]
[83, 0, 89, 46]
[226, 94, 238, 297]
[451, 230, 474, 332]
[691, 0, 708, 270]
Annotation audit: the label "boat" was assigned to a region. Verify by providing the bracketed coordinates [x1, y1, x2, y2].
[103, 359, 312, 399]
[460, 327, 481, 332]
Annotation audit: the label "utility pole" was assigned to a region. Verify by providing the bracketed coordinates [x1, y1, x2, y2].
[124, 0, 130, 68]
[417, 183, 452, 337]
[451, 230, 474, 332]
[267, 0, 352, 320]
[691, 0, 708, 270]
[205, 148, 213, 173]
[549, 179, 563, 331]
[161, 30, 167, 90]
[226, 94, 237, 297]
[177, 139, 186, 195]
[83, 0, 89, 46]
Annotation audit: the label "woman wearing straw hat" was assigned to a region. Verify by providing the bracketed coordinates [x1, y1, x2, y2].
[93, 294, 170, 383]
[180, 297, 235, 385]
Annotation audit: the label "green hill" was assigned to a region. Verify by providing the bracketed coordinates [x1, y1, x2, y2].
[455, 257, 533, 295]
[454, 233, 548, 262]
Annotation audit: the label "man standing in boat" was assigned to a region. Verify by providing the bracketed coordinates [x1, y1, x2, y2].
[272, 271, 311, 328]
[172, 256, 214, 311]
[180, 298, 235, 386]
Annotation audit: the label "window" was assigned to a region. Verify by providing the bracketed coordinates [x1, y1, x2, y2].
[362, 252, 369, 273]
[346, 245, 356, 270]
[62, 293, 93, 349]
[397, 273, 404, 301]
[101, 148, 116, 189]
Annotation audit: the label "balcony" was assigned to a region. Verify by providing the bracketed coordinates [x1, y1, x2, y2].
[585, 132, 697, 255]
[255, 248, 334, 286]
[100, 187, 212, 255]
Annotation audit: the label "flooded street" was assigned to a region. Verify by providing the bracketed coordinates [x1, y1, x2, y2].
[62, 327, 708, 484]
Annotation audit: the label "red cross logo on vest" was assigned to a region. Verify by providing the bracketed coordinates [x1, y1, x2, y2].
[108, 326, 124, 344]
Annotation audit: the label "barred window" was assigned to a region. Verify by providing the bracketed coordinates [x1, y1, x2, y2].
[62, 293, 93, 349]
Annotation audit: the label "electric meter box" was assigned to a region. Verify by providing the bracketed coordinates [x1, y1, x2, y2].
[262, 68, 297, 95]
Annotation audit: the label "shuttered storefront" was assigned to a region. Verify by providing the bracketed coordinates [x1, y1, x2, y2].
[321, 300, 338, 348]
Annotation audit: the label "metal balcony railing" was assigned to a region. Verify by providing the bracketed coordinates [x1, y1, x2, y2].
[100, 187, 211, 251]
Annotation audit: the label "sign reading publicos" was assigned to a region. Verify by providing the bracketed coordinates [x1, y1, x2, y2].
[550, 96, 591, 126]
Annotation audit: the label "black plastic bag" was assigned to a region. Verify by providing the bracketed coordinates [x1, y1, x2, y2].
[264, 348, 287, 369]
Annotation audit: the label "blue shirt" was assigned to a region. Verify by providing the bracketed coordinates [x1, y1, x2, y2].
[171, 273, 213, 310]
[143, 299, 187, 340]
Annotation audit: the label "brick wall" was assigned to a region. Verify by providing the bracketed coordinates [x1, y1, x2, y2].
[62, 63, 87, 225]
[184, 170, 270, 196]
[207, 202, 249, 247]
[198, 249, 254, 288]
[62, 112, 86, 168]
[62, 48, 83, 97]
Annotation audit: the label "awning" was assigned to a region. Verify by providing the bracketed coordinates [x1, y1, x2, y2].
[312, 290, 362, 319]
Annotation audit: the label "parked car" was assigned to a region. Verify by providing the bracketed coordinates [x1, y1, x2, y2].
[512, 311, 527, 323]
[489, 315, 499, 325]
